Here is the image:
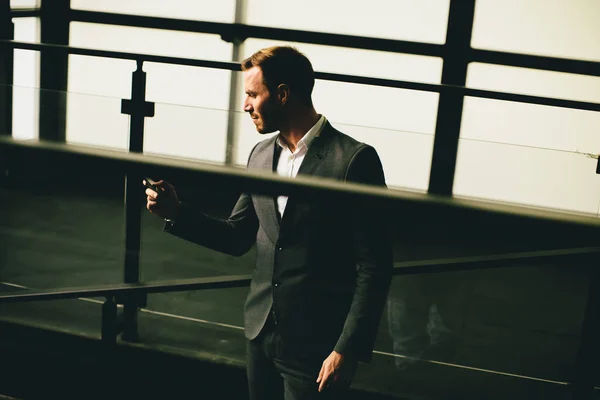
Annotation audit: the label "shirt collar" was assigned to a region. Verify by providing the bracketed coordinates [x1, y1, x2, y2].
[276, 115, 327, 151]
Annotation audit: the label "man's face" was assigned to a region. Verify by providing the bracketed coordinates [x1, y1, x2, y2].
[243, 67, 281, 134]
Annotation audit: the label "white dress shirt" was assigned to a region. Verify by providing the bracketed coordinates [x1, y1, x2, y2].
[275, 115, 327, 217]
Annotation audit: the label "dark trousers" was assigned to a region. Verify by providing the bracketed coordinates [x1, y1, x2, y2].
[246, 316, 349, 400]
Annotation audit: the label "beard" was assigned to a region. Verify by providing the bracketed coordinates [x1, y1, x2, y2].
[252, 99, 283, 134]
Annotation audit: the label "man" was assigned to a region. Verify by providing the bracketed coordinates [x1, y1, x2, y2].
[145, 46, 392, 399]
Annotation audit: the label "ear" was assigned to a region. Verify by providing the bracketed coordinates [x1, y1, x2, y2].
[276, 84, 290, 105]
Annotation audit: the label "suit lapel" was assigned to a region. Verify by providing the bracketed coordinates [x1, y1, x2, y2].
[251, 137, 281, 243]
[264, 141, 281, 239]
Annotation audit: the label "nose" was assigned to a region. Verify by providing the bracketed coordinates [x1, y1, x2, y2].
[243, 97, 252, 113]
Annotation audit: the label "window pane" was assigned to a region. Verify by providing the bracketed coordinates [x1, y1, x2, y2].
[144, 103, 228, 164]
[143, 63, 232, 163]
[12, 17, 39, 140]
[66, 90, 130, 150]
[313, 81, 438, 140]
[10, 0, 38, 8]
[454, 133, 600, 215]
[333, 122, 434, 191]
[69, 22, 232, 61]
[71, 0, 236, 23]
[457, 61, 600, 214]
[472, 0, 600, 62]
[246, 0, 450, 44]
[68, 22, 233, 150]
[243, 39, 443, 84]
[460, 97, 600, 155]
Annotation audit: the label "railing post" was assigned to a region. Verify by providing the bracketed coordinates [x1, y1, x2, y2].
[39, 0, 70, 142]
[427, 0, 476, 196]
[120, 60, 155, 342]
[223, 0, 247, 165]
[0, 1, 14, 136]
[101, 296, 119, 344]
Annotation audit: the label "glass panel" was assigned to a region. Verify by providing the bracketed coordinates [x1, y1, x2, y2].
[313, 82, 438, 139]
[68, 55, 135, 100]
[144, 102, 228, 164]
[454, 138, 600, 216]
[0, 91, 124, 335]
[12, 17, 40, 140]
[231, 108, 435, 192]
[460, 97, 600, 155]
[144, 62, 232, 115]
[0, 93, 126, 292]
[467, 63, 600, 104]
[455, 97, 600, 215]
[242, 39, 444, 84]
[67, 24, 234, 151]
[69, 22, 233, 61]
[246, 0, 451, 44]
[71, 0, 236, 23]
[472, 0, 600, 62]
[65, 89, 130, 150]
[377, 263, 588, 399]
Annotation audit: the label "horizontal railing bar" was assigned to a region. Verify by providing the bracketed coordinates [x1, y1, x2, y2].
[317, 71, 600, 112]
[462, 87, 600, 112]
[2, 136, 600, 231]
[0, 275, 252, 303]
[3, 40, 599, 112]
[1, 40, 240, 71]
[394, 247, 600, 275]
[0, 40, 600, 111]
[9, 8, 40, 18]
[68, 10, 445, 58]
[1, 247, 597, 304]
[472, 49, 600, 78]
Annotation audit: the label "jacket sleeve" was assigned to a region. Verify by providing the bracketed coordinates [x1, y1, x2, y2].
[333, 145, 393, 362]
[163, 144, 261, 257]
[164, 192, 259, 256]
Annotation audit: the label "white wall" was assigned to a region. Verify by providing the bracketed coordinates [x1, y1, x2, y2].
[10, 0, 600, 215]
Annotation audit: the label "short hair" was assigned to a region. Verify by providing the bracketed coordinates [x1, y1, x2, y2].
[241, 46, 315, 106]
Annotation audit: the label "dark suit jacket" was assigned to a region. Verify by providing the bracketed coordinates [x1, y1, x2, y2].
[166, 121, 393, 362]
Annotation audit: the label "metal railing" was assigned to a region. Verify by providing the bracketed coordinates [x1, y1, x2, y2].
[1, 133, 600, 399]
[2, 1, 600, 398]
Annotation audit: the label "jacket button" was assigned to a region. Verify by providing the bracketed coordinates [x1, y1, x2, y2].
[277, 247, 283, 251]
[274, 282, 279, 287]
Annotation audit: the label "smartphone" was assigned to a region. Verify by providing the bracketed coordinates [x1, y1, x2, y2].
[143, 177, 160, 194]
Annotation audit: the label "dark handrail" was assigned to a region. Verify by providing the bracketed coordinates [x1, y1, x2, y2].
[2, 135, 600, 230]
[2, 40, 600, 113]
[0, 275, 251, 303]
[2, 247, 598, 304]
[8, 8, 39, 18]
[394, 246, 600, 275]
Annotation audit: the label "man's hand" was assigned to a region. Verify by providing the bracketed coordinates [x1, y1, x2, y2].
[144, 179, 180, 219]
[316, 351, 356, 393]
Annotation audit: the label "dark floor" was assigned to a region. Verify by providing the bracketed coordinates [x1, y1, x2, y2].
[1, 185, 598, 399]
